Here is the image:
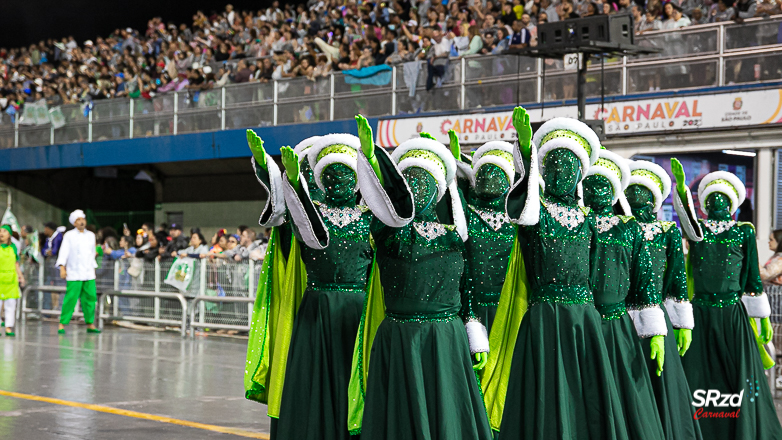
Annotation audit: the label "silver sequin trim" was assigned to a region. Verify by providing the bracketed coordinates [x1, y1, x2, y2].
[318, 204, 365, 228]
[639, 222, 662, 241]
[596, 215, 620, 233]
[703, 219, 736, 235]
[469, 205, 510, 231]
[544, 201, 585, 230]
[413, 221, 448, 241]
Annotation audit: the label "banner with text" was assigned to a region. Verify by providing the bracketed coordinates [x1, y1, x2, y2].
[376, 88, 782, 146]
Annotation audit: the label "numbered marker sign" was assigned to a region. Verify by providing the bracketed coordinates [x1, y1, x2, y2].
[564, 53, 581, 71]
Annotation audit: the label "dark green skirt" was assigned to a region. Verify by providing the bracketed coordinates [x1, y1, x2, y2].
[277, 288, 364, 440]
[361, 317, 493, 440]
[681, 302, 782, 440]
[602, 314, 665, 440]
[499, 302, 629, 440]
[640, 304, 703, 440]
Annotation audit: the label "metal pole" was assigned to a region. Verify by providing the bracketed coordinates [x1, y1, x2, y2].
[154, 259, 161, 320]
[173, 92, 179, 135]
[14, 113, 19, 147]
[129, 98, 134, 139]
[220, 87, 226, 130]
[114, 260, 120, 290]
[717, 25, 725, 87]
[273, 81, 278, 126]
[88, 106, 93, 143]
[536, 58, 542, 103]
[577, 54, 587, 121]
[460, 57, 466, 110]
[329, 74, 335, 121]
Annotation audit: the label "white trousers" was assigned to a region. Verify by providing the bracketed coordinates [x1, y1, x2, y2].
[1, 298, 17, 328]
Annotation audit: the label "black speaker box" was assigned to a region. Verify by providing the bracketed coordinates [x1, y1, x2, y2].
[538, 14, 634, 50]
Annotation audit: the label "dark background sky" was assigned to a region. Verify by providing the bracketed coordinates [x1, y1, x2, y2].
[0, 0, 272, 49]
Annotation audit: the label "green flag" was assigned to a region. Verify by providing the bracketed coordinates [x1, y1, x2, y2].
[1, 208, 19, 232]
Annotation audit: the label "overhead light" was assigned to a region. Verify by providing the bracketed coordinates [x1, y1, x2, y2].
[722, 150, 756, 157]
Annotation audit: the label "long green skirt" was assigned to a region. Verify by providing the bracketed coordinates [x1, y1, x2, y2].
[361, 317, 493, 440]
[681, 302, 782, 440]
[499, 303, 629, 440]
[640, 304, 703, 440]
[277, 288, 364, 440]
[602, 314, 665, 440]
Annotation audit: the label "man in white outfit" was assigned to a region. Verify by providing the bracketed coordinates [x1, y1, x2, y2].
[55, 210, 100, 334]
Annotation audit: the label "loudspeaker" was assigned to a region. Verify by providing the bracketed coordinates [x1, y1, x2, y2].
[538, 14, 634, 50]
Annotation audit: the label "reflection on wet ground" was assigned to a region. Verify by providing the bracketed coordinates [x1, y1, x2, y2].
[0, 322, 269, 439]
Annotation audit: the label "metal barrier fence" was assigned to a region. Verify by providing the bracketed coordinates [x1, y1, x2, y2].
[19, 256, 261, 336]
[3, 16, 782, 149]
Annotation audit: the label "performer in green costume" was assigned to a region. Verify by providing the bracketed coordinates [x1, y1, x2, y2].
[482, 108, 630, 440]
[457, 138, 516, 332]
[679, 169, 782, 440]
[582, 149, 666, 440]
[243, 130, 305, 440]
[347, 115, 492, 440]
[624, 159, 703, 440]
[293, 136, 325, 203]
[275, 133, 373, 440]
[0, 224, 24, 337]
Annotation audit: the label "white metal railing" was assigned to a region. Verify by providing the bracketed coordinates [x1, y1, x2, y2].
[3, 16, 782, 149]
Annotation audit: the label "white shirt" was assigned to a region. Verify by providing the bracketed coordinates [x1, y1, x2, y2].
[55, 229, 97, 281]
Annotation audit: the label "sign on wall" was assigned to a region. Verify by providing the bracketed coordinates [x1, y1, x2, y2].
[376, 88, 782, 146]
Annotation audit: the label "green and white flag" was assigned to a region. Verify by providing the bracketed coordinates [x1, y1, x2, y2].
[1, 208, 19, 232]
[164, 257, 196, 292]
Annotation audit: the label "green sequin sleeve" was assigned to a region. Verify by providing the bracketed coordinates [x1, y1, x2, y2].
[626, 221, 660, 308]
[740, 223, 764, 296]
[663, 226, 689, 302]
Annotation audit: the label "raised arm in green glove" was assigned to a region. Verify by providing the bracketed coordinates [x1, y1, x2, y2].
[280, 146, 301, 191]
[512, 106, 533, 161]
[670, 158, 688, 202]
[448, 130, 461, 161]
[650, 334, 665, 376]
[761, 317, 774, 345]
[676, 328, 692, 356]
[247, 129, 267, 170]
[356, 114, 384, 185]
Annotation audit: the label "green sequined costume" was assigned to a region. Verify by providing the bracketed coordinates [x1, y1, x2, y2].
[682, 219, 782, 439]
[635, 218, 703, 440]
[350, 146, 493, 440]
[592, 214, 666, 440]
[275, 170, 373, 440]
[460, 196, 515, 331]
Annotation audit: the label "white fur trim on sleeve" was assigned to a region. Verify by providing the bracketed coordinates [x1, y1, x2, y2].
[465, 320, 489, 354]
[664, 298, 694, 330]
[252, 156, 286, 227]
[629, 305, 669, 338]
[448, 180, 468, 242]
[456, 161, 473, 185]
[282, 177, 328, 250]
[672, 187, 703, 242]
[742, 293, 771, 319]
[357, 147, 415, 228]
[698, 171, 746, 215]
[507, 141, 540, 226]
[617, 192, 632, 216]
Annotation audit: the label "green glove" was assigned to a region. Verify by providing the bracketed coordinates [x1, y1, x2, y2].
[419, 132, 437, 141]
[356, 114, 383, 185]
[448, 130, 461, 161]
[512, 106, 532, 161]
[650, 335, 665, 376]
[761, 317, 774, 345]
[247, 129, 267, 170]
[670, 158, 687, 202]
[675, 328, 692, 357]
[280, 146, 301, 191]
[474, 352, 488, 371]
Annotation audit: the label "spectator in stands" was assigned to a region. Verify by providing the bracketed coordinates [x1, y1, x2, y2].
[510, 20, 532, 50]
[42, 222, 65, 258]
[178, 232, 208, 258]
[711, 0, 737, 21]
[637, 9, 663, 33]
[663, 2, 692, 28]
[164, 223, 189, 258]
[761, 229, 782, 285]
[234, 60, 253, 83]
[138, 232, 162, 262]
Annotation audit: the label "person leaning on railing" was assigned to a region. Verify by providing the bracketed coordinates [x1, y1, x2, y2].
[760, 229, 782, 285]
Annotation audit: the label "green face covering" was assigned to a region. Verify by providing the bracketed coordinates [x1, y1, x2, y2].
[321, 163, 357, 206]
[543, 149, 581, 198]
[625, 184, 654, 210]
[474, 164, 510, 201]
[582, 175, 614, 212]
[403, 167, 438, 217]
[706, 192, 731, 219]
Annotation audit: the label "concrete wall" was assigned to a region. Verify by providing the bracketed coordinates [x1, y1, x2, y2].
[0, 183, 62, 231]
[154, 200, 268, 240]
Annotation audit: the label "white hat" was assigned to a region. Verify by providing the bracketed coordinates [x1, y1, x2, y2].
[294, 136, 322, 163]
[391, 137, 456, 201]
[585, 149, 630, 204]
[69, 209, 86, 225]
[307, 134, 360, 192]
[628, 160, 671, 213]
[533, 117, 601, 178]
[471, 141, 515, 185]
[698, 171, 746, 215]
